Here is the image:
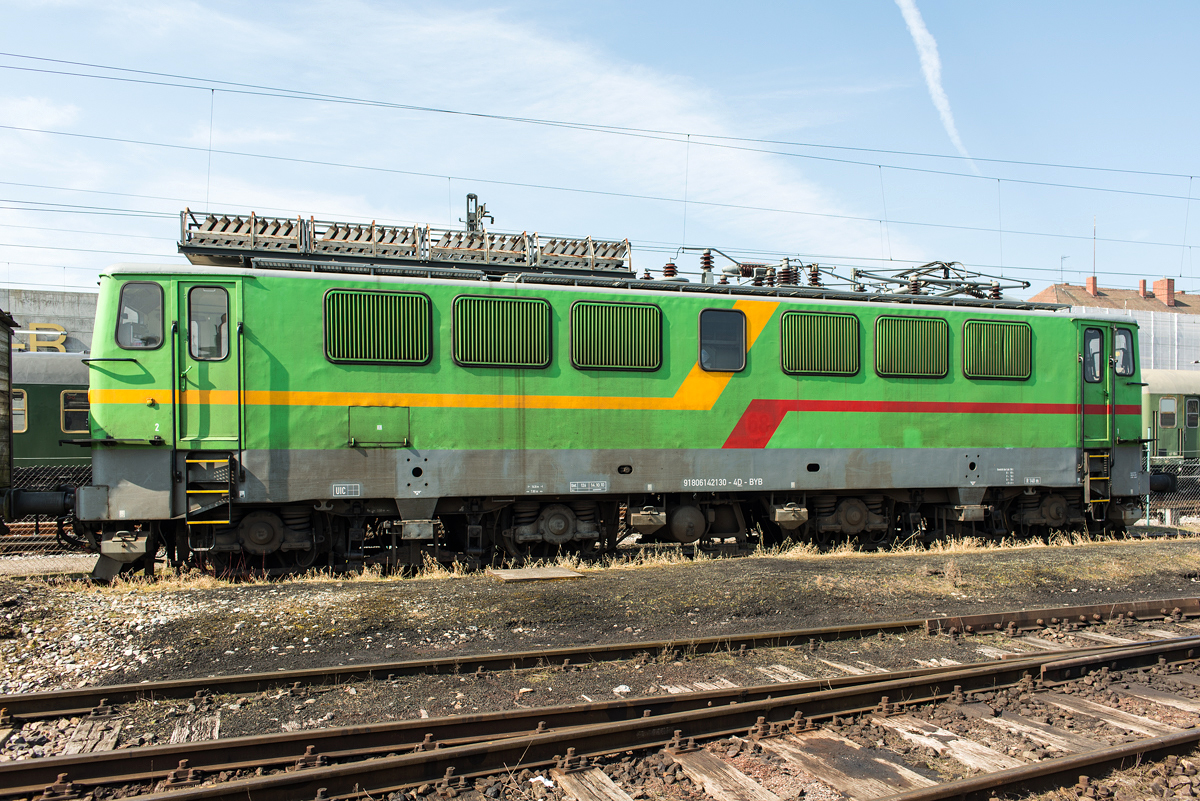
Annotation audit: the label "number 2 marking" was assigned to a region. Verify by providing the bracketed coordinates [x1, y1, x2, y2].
[154, 423, 160, 431]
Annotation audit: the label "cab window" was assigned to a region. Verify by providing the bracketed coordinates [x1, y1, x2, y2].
[1160, 397, 1178, 428]
[188, 286, 230, 361]
[116, 282, 164, 349]
[61, 391, 89, 434]
[699, 309, 746, 372]
[1187, 398, 1199, 429]
[1114, 328, 1135, 376]
[1083, 328, 1103, 383]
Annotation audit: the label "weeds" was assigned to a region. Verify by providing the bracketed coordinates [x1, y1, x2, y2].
[32, 525, 1200, 594]
[943, 559, 963, 588]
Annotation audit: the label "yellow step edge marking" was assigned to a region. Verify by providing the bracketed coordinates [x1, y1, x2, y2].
[91, 300, 780, 413]
[186, 520, 231, 525]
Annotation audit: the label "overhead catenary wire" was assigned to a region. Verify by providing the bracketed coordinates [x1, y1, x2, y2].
[1, 53, 1195, 293]
[1, 127, 1198, 252]
[0, 51, 1195, 182]
[0, 67, 1192, 203]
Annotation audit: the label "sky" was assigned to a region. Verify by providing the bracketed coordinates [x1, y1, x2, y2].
[0, 1, 1197, 300]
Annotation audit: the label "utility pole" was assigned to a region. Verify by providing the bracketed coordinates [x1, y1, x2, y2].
[1060, 255, 1069, 284]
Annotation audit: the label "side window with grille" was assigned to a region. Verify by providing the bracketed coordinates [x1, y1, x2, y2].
[454, 296, 552, 368]
[325, 290, 432, 364]
[963, 320, 1031, 380]
[571, 302, 661, 371]
[874, 316, 949, 378]
[780, 312, 859, 375]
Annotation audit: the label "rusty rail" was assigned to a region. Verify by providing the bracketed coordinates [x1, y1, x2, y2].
[21, 635, 1200, 801]
[5, 595, 1193, 723]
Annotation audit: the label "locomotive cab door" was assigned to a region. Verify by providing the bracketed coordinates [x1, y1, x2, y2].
[1081, 326, 1112, 448]
[175, 281, 242, 448]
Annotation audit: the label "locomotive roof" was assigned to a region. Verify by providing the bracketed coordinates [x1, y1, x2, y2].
[107, 261, 1079, 316]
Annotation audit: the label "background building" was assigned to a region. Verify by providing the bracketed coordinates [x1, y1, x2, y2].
[0, 289, 97, 353]
[1030, 277, 1200, 370]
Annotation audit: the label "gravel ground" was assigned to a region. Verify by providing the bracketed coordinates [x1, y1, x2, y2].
[2, 535, 1200, 765]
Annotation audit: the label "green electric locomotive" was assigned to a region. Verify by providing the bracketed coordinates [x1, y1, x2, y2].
[68, 208, 1150, 577]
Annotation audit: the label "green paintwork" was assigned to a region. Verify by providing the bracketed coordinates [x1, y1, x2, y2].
[86, 268, 1143, 456]
[13, 383, 89, 466]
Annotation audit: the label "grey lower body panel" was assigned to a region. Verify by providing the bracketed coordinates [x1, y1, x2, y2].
[238, 446, 1087, 505]
[1111, 444, 1150, 495]
[84, 448, 173, 521]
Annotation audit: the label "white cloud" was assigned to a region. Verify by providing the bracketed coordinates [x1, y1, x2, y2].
[0, 96, 80, 129]
[894, 0, 973, 164]
[0, 1, 908, 288]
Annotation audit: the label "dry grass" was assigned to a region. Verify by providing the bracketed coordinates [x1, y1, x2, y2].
[34, 526, 1200, 595]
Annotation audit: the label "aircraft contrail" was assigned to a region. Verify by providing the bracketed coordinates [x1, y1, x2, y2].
[894, 0, 973, 162]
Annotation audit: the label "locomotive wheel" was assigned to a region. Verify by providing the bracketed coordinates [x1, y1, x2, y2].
[857, 529, 896, 552]
[810, 527, 836, 551]
[292, 547, 318, 570]
[501, 532, 551, 562]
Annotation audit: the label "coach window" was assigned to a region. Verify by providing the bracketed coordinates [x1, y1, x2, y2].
[1083, 328, 1103, 383]
[116, 281, 164, 349]
[61, 390, 89, 434]
[1160, 397, 1178, 428]
[1114, 328, 1135, 376]
[699, 309, 746, 372]
[188, 286, 229, 361]
[11, 390, 27, 434]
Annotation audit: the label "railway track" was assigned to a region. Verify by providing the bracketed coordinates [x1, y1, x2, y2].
[10, 635, 1200, 801]
[0, 597, 1195, 796]
[3, 596, 1194, 723]
[3, 597, 1199, 800]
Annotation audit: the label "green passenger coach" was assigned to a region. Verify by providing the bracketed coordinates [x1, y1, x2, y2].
[63, 209, 1152, 577]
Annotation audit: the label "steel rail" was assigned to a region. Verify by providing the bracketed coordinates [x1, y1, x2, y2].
[3, 595, 1192, 723]
[0, 646, 1121, 797]
[879, 729, 1200, 801]
[41, 636, 1200, 801]
[0, 618, 924, 721]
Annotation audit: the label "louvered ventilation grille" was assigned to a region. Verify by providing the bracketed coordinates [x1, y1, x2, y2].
[780, 312, 859, 375]
[324, 290, 430, 364]
[963, 320, 1032, 379]
[875, 316, 949, 378]
[454, 296, 551, 368]
[570, 302, 661, 370]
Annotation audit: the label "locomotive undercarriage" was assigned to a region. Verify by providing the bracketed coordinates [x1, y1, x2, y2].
[78, 484, 1141, 578]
